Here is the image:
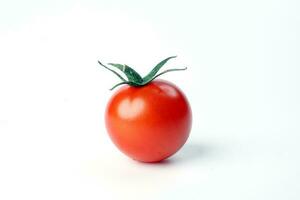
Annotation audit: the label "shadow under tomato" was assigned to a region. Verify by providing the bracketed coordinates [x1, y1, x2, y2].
[171, 139, 227, 164]
[131, 157, 173, 166]
[129, 137, 226, 167]
[172, 143, 208, 162]
[131, 140, 223, 166]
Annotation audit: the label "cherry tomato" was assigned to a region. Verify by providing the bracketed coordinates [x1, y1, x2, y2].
[105, 79, 192, 162]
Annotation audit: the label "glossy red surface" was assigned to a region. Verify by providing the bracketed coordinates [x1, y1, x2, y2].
[105, 79, 192, 162]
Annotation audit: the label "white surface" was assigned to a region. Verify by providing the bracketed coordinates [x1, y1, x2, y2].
[0, 0, 300, 199]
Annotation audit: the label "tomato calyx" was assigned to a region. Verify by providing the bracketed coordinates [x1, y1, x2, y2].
[98, 56, 187, 90]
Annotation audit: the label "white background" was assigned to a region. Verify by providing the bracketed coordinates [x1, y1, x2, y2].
[0, 0, 300, 199]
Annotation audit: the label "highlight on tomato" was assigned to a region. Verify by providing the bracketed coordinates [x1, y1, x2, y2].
[98, 56, 192, 163]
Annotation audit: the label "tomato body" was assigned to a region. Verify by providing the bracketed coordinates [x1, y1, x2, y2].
[105, 79, 192, 162]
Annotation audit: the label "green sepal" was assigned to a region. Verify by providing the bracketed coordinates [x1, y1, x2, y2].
[143, 67, 187, 84]
[97, 61, 126, 82]
[108, 63, 143, 84]
[142, 56, 177, 83]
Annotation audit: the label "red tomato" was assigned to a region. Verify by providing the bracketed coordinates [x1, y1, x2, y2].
[105, 79, 192, 162]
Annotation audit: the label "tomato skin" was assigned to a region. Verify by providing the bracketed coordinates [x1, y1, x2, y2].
[105, 79, 192, 162]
